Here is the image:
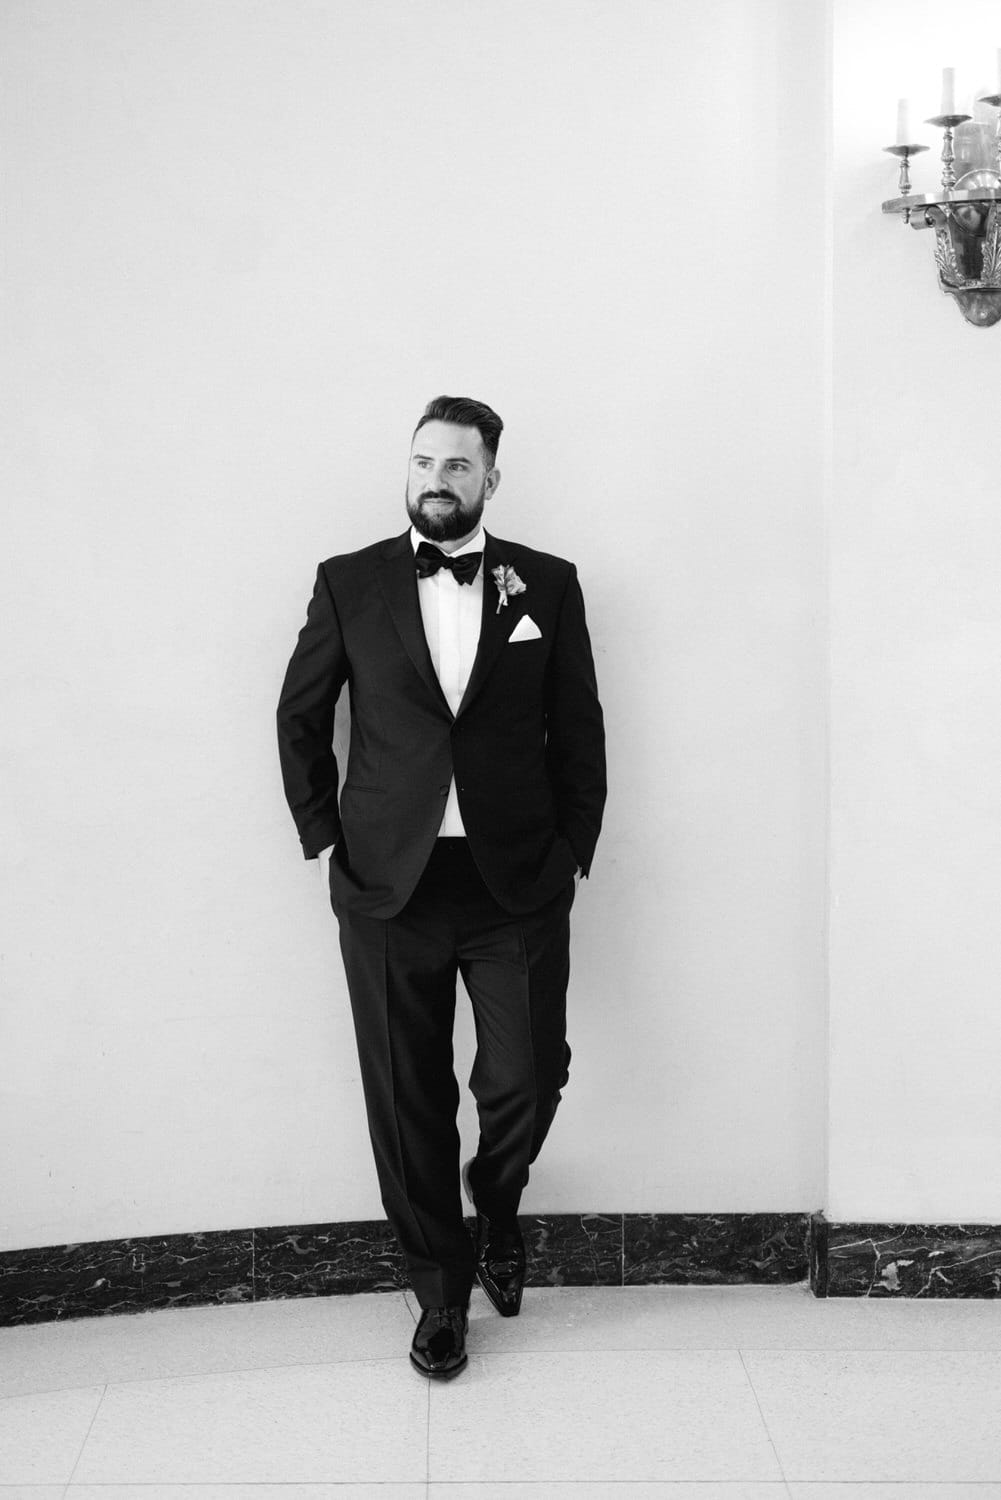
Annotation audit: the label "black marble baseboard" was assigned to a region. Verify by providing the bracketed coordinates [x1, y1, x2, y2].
[0, 1211, 808, 1327]
[625, 1212, 809, 1286]
[810, 1212, 1001, 1298]
[4, 1210, 995, 1325]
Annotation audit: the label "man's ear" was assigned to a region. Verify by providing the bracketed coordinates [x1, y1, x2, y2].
[486, 467, 501, 499]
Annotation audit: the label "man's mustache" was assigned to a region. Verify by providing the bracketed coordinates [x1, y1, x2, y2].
[419, 491, 460, 503]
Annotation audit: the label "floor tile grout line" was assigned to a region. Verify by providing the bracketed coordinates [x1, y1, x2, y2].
[736, 1347, 793, 1500]
[28, 1484, 1001, 1491]
[4, 1356, 1001, 1407]
[0, 1481, 981, 1490]
[6, 1336, 1001, 1403]
[61, 1379, 108, 1491]
[0, 1353, 421, 1400]
[424, 1373, 431, 1497]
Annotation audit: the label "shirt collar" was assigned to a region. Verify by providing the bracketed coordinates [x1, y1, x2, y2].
[409, 524, 485, 559]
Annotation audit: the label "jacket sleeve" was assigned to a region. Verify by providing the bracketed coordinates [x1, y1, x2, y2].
[545, 564, 607, 876]
[276, 563, 348, 859]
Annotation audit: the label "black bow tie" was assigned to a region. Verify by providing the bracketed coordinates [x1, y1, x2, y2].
[415, 541, 482, 585]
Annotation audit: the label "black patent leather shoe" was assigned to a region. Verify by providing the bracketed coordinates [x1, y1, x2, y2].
[462, 1160, 526, 1318]
[474, 1215, 526, 1317]
[409, 1305, 469, 1379]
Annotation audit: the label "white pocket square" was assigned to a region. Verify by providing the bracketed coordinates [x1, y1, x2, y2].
[508, 614, 542, 643]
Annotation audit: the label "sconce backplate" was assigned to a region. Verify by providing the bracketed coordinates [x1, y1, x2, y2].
[883, 189, 1001, 325]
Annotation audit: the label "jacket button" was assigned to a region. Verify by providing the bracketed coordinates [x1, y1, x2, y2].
[439, 785, 449, 795]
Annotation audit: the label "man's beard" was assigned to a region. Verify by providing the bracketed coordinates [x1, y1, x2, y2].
[406, 482, 486, 543]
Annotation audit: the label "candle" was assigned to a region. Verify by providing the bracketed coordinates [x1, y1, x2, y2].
[940, 66, 956, 115]
[896, 97, 911, 143]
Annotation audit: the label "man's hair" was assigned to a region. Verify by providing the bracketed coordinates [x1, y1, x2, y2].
[413, 395, 504, 469]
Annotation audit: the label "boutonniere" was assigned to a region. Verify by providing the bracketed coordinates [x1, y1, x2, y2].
[492, 563, 527, 614]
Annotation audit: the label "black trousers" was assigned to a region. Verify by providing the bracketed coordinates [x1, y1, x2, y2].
[332, 838, 574, 1308]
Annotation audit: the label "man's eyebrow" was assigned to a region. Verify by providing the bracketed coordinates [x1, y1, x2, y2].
[411, 452, 472, 463]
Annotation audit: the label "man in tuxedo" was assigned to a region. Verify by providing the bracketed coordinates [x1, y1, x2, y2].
[276, 395, 605, 1378]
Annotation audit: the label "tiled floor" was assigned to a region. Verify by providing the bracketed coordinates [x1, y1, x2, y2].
[1, 1283, 1000, 1499]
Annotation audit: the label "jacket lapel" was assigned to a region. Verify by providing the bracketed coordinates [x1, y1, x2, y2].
[376, 531, 452, 717]
[456, 532, 524, 717]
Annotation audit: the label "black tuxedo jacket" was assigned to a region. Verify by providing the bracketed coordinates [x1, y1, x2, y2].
[277, 528, 606, 918]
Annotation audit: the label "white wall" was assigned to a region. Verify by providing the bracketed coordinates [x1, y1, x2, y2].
[1, 0, 828, 1250]
[828, 0, 1001, 1219]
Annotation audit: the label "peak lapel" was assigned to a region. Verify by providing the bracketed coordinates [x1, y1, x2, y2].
[376, 532, 452, 717]
[456, 533, 523, 718]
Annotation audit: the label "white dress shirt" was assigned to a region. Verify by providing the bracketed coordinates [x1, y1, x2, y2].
[410, 524, 485, 836]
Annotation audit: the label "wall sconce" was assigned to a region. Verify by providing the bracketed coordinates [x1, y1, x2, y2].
[883, 64, 1001, 326]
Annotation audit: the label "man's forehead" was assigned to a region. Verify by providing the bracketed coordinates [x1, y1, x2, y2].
[410, 420, 484, 458]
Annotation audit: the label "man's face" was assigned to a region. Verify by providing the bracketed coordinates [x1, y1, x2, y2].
[406, 420, 498, 543]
